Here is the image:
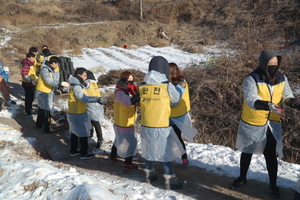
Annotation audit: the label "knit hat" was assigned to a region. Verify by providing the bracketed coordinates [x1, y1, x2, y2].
[87, 70, 96, 80]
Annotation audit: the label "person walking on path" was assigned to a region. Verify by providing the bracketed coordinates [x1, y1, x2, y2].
[109, 70, 139, 171]
[168, 62, 198, 168]
[139, 56, 185, 190]
[68, 68, 107, 160]
[35, 56, 60, 133]
[21, 52, 37, 118]
[86, 70, 104, 149]
[231, 49, 300, 199]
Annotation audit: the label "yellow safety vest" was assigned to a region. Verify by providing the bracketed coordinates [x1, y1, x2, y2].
[140, 83, 170, 127]
[241, 72, 285, 126]
[170, 80, 191, 118]
[113, 90, 137, 127]
[68, 86, 88, 114]
[36, 66, 53, 93]
[22, 66, 37, 82]
[86, 81, 101, 97]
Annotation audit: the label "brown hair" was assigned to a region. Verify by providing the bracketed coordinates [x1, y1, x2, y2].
[169, 63, 184, 85]
[120, 70, 134, 83]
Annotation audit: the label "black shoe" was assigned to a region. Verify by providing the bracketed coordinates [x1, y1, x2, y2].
[232, 177, 247, 189]
[69, 151, 80, 157]
[269, 185, 280, 199]
[80, 153, 95, 160]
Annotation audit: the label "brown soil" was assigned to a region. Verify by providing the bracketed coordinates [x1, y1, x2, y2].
[1, 50, 296, 200]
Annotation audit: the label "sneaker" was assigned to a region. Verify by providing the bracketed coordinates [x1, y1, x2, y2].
[109, 155, 118, 162]
[80, 153, 95, 160]
[231, 177, 247, 189]
[26, 115, 34, 119]
[70, 151, 80, 157]
[269, 185, 280, 199]
[182, 158, 189, 168]
[123, 163, 138, 171]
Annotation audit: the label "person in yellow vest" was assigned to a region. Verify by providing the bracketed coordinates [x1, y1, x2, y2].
[232, 49, 300, 199]
[86, 70, 104, 149]
[35, 56, 60, 133]
[109, 71, 140, 170]
[140, 56, 185, 190]
[21, 52, 37, 118]
[169, 63, 198, 168]
[68, 68, 107, 160]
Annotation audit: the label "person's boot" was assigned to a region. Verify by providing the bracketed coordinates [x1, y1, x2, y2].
[144, 169, 158, 183]
[163, 174, 183, 190]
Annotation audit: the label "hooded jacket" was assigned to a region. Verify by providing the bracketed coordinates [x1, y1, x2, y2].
[236, 49, 294, 158]
[241, 49, 285, 126]
[139, 56, 184, 162]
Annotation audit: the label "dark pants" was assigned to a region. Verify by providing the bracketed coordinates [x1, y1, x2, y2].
[90, 120, 103, 142]
[110, 144, 133, 164]
[70, 133, 88, 155]
[22, 83, 35, 115]
[36, 108, 51, 132]
[239, 127, 278, 187]
[171, 124, 187, 159]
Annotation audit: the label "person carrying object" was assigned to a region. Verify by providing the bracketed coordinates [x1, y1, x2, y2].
[35, 56, 60, 133]
[109, 70, 139, 171]
[231, 49, 300, 199]
[21, 52, 37, 118]
[68, 67, 107, 160]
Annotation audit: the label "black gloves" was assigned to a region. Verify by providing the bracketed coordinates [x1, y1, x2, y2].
[254, 100, 269, 110]
[130, 93, 140, 105]
[286, 98, 300, 110]
[98, 97, 107, 105]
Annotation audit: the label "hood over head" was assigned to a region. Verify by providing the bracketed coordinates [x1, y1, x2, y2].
[148, 56, 170, 79]
[259, 49, 281, 77]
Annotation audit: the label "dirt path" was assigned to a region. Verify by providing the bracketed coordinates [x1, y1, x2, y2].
[2, 62, 296, 200]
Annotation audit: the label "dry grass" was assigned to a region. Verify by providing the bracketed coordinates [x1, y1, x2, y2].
[2, 0, 300, 163]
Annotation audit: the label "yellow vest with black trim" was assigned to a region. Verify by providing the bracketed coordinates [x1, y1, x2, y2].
[140, 83, 171, 127]
[241, 69, 285, 126]
[170, 80, 191, 118]
[86, 81, 101, 97]
[36, 66, 53, 93]
[68, 86, 88, 114]
[22, 66, 37, 82]
[113, 89, 137, 127]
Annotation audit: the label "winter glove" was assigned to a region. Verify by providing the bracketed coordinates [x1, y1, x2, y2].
[268, 102, 284, 115]
[285, 98, 300, 110]
[254, 100, 269, 110]
[130, 93, 140, 105]
[98, 97, 107, 105]
[31, 80, 37, 86]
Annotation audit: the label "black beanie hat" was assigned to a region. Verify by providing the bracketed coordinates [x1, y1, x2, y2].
[87, 70, 96, 80]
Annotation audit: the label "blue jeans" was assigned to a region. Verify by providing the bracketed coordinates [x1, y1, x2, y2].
[145, 160, 173, 175]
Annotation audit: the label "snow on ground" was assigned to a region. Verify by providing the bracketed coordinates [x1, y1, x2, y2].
[0, 45, 300, 199]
